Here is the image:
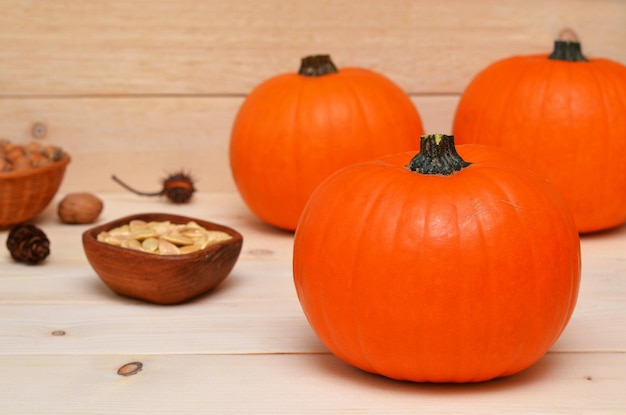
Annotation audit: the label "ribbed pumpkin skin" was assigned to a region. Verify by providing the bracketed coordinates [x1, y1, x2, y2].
[453, 54, 626, 233]
[293, 144, 580, 383]
[230, 67, 424, 231]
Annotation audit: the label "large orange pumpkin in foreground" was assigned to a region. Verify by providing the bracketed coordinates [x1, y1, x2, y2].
[293, 134, 580, 383]
[230, 55, 424, 231]
[453, 30, 626, 233]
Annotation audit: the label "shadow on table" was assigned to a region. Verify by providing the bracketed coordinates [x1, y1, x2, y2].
[310, 350, 564, 393]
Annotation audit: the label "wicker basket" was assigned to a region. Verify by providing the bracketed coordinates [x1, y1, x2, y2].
[0, 154, 71, 229]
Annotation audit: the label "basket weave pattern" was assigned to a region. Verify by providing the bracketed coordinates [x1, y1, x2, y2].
[0, 154, 70, 228]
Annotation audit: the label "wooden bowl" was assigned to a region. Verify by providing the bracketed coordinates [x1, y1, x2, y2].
[0, 153, 71, 229]
[82, 213, 243, 305]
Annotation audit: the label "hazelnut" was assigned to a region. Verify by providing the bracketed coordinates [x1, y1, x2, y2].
[58, 193, 104, 224]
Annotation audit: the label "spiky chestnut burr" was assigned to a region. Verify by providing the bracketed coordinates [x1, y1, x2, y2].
[111, 171, 196, 204]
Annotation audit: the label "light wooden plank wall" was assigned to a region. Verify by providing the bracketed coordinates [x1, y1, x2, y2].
[1, 0, 624, 193]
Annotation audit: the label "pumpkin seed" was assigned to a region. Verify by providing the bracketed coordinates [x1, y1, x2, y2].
[180, 244, 202, 254]
[129, 219, 148, 231]
[162, 233, 194, 246]
[205, 231, 232, 244]
[131, 228, 160, 240]
[141, 237, 159, 252]
[158, 239, 180, 255]
[123, 239, 143, 251]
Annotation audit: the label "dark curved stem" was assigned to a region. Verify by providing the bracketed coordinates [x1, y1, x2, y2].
[298, 55, 339, 77]
[111, 175, 162, 197]
[406, 134, 470, 175]
[548, 40, 588, 62]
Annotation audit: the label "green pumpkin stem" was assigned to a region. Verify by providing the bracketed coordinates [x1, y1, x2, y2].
[548, 41, 588, 62]
[407, 134, 470, 175]
[298, 55, 339, 77]
[548, 29, 588, 62]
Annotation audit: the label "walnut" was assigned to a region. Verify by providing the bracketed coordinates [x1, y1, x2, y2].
[57, 192, 104, 224]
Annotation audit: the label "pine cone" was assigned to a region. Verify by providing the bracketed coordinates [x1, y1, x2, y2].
[6, 224, 50, 264]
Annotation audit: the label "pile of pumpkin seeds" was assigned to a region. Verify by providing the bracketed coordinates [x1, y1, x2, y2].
[96, 219, 232, 255]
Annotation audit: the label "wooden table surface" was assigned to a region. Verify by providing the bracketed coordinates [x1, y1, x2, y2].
[1, 192, 625, 414]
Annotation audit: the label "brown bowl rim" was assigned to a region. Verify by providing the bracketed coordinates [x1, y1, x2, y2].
[0, 153, 71, 179]
[82, 212, 243, 261]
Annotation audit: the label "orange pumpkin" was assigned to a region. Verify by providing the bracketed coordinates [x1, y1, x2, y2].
[230, 55, 424, 231]
[453, 30, 626, 233]
[293, 134, 580, 383]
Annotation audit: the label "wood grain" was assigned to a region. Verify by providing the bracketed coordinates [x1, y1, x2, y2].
[0, 353, 624, 414]
[1, 0, 624, 192]
[0, 193, 625, 412]
[0, 96, 457, 193]
[0, 0, 623, 95]
[0, 194, 624, 355]
[0, 2, 625, 412]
